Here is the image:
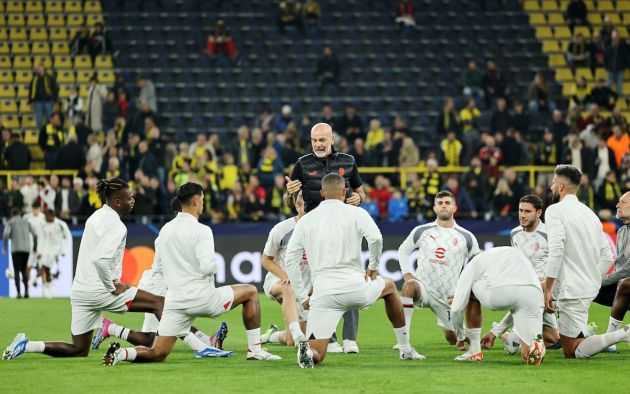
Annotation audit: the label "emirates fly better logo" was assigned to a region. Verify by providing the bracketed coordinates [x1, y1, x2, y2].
[435, 247, 446, 259]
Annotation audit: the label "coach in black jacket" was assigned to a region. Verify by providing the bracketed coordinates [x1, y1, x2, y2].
[286, 122, 366, 353]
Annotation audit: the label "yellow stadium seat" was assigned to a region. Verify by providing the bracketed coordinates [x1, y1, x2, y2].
[65, 1, 83, 13]
[536, 27, 553, 39]
[0, 42, 9, 55]
[54, 56, 72, 69]
[625, 70, 630, 80]
[548, 54, 567, 67]
[74, 55, 93, 69]
[98, 71, 115, 85]
[58, 85, 72, 99]
[21, 115, 37, 129]
[7, 15, 26, 28]
[16, 85, 29, 99]
[57, 71, 75, 84]
[575, 68, 593, 81]
[29, 27, 48, 41]
[2, 115, 20, 129]
[32, 42, 50, 55]
[51, 42, 69, 55]
[618, 27, 629, 39]
[0, 85, 16, 99]
[15, 70, 32, 84]
[623, 84, 630, 96]
[6, 1, 24, 13]
[0, 16, 5, 27]
[0, 29, 7, 41]
[619, 2, 630, 12]
[13, 56, 32, 69]
[605, 13, 621, 24]
[85, 1, 103, 13]
[541, 1, 559, 11]
[24, 130, 39, 145]
[86, 14, 105, 25]
[0, 57, 11, 69]
[547, 13, 565, 25]
[95, 55, 113, 69]
[0, 100, 18, 114]
[49, 28, 67, 41]
[19, 100, 33, 113]
[67, 14, 85, 27]
[47, 14, 65, 28]
[9, 28, 27, 41]
[0, 71, 14, 84]
[594, 68, 607, 81]
[45, 1, 63, 13]
[584, 1, 595, 11]
[32, 55, 51, 69]
[555, 68, 573, 81]
[597, 0, 614, 11]
[27, 14, 46, 28]
[76, 70, 93, 83]
[25, 1, 44, 12]
[554, 26, 571, 39]
[11, 42, 30, 55]
[529, 13, 546, 25]
[524, 0, 539, 11]
[615, 98, 628, 111]
[542, 40, 561, 53]
[587, 13, 602, 26]
[79, 85, 89, 97]
[0, 2, 3, 12]
[575, 26, 591, 38]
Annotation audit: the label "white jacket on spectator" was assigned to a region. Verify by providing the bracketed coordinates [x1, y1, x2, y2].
[85, 82, 108, 132]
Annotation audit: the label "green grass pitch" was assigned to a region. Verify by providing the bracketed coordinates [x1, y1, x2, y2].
[1, 296, 630, 393]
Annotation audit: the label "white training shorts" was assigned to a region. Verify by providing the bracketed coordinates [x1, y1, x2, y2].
[158, 286, 235, 337]
[413, 279, 456, 331]
[263, 276, 309, 322]
[543, 310, 558, 329]
[38, 254, 57, 269]
[70, 287, 139, 335]
[473, 283, 544, 347]
[306, 277, 385, 340]
[557, 297, 594, 338]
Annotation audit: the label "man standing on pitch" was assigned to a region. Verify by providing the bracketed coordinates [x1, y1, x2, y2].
[285, 122, 366, 353]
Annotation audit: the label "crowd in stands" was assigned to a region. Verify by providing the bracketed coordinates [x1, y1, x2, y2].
[0, 1, 629, 225]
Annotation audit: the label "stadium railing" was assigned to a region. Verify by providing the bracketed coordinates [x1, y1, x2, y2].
[1, 170, 79, 189]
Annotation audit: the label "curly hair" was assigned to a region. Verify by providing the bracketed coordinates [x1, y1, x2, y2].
[96, 177, 129, 203]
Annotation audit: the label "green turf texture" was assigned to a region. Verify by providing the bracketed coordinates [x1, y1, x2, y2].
[1, 297, 630, 393]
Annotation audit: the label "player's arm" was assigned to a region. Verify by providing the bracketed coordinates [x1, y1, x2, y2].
[397, 230, 418, 282]
[93, 225, 126, 293]
[285, 161, 303, 195]
[2, 222, 11, 254]
[261, 254, 289, 283]
[450, 260, 478, 341]
[544, 208, 564, 309]
[196, 227, 218, 276]
[468, 233, 481, 260]
[356, 208, 383, 274]
[346, 162, 365, 206]
[261, 225, 289, 282]
[284, 224, 308, 304]
[152, 237, 163, 278]
[28, 222, 38, 252]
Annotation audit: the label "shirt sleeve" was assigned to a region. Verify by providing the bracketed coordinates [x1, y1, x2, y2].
[290, 160, 302, 182]
[468, 233, 481, 258]
[3, 222, 11, 250]
[545, 207, 565, 279]
[262, 225, 282, 258]
[349, 162, 363, 190]
[93, 224, 126, 292]
[599, 233, 617, 286]
[196, 227, 218, 276]
[152, 237, 163, 278]
[397, 229, 418, 276]
[356, 208, 383, 270]
[285, 222, 308, 304]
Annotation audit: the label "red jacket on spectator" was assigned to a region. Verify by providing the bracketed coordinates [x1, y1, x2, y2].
[478, 146, 503, 165]
[370, 187, 393, 217]
[398, 1, 414, 17]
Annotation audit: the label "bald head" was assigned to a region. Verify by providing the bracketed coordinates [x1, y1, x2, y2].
[321, 173, 345, 201]
[311, 123, 334, 158]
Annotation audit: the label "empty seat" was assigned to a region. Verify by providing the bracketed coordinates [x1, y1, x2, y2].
[0, 100, 18, 114]
[64, 1, 82, 13]
[51, 42, 69, 55]
[45, 1, 63, 13]
[7, 15, 26, 27]
[536, 27, 553, 39]
[0, 42, 8, 55]
[76, 70, 93, 83]
[47, 14, 65, 28]
[74, 55, 92, 69]
[32, 55, 51, 69]
[554, 26, 571, 39]
[97, 70, 115, 85]
[26, 14, 46, 28]
[5, 1, 24, 13]
[16, 84, 29, 99]
[29, 27, 48, 41]
[9, 28, 27, 41]
[86, 14, 105, 25]
[0, 56, 11, 69]
[54, 56, 72, 69]
[0, 71, 13, 84]
[555, 68, 573, 82]
[13, 56, 32, 69]
[25, 1, 44, 12]
[49, 27, 67, 41]
[57, 71, 76, 84]
[0, 85, 16, 98]
[15, 70, 32, 83]
[95, 55, 113, 69]
[32, 42, 50, 55]
[11, 42, 30, 55]
[84, 1, 102, 13]
[21, 115, 36, 129]
[2, 115, 20, 129]
[67, 14, 85, 27]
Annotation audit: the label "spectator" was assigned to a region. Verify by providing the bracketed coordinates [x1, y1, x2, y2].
[395, 0, 415, 28]
[492, 178, 513, 218]
[589, 32, 605, 72]
[604, 30, 628, 95]
[365, 118, 386, 152]
[460, 96, 481, 135]
[490, 97, 511, 134]
[481, 60, 509, 108]
[435, 97, 460, 136]
[527, 72, 555, 115]
[70, 24, 91, 55]
[478, 134, 503, 166]
[564, 132, 588, 173]
[567, 103, 584, 133]
[577, 173, 597, 211]
[4, 132, 31, 170]
[597, 170, 622, 211]
[267, 174, 291, 218]
[85, 74, 107, 133]
[440, 131, 463, 167]
[206, 20, 239, 64]
[89, 22, 113, 60]
[536, 129, 558, 168]
[499, 129, 525, 166]
[275, 104, 294, 133]
[302, 0, 322, 27]
[607, 106, 627, 131]
[420, 158, 441, 219]
[28, 64, 58, 130]
[503, 168, 525, 209]
[278, 0, 305, 35]
[53, 134, 85, 171]
[510, 99, 529, 135]
[0, 128, 11, 168]
[105, 157, 121, 179]
[38, 112, 64, 169]
[250, 128, 266, 165]
[571, 76, 591, 108]
[137, 74, 157, 113]
[320, 103, 336, 128]
[54, 177, 80, 219]
[392, 116, 410, 136]
[360, 195, 379, 220]
[231, 125, 255, 167]
[348, 138, 367, 167]
[255, 107, 275, 134]
[600, 16, 615, 47]
[583, 102, 608, 134]
[246, 174, 267, 205]
[549, 109, 570, 161]
[607, 125, 630, 168]
[117, 89, 129, 117]
[566, 0, 589, 33]
[566, 32, 589, 71]
[398, 136, 419, 170]
[594, 136, 617, 188]
[316, 46, 340, 90]
[79, 176, 102, 215]
[387, 190, 408, 222]
[462, 156, 491, 216]
[459, 60, 484, 100]
[226, 182, 246, 221]
[257, 147, 284, 189]
[132, 170, 157, 216]
[190, 133, 210, 162]
[371, 130, 398, 167]
[369, 175, 393, 219]
[102, 90, 118, 132]
[62, 86, 84, 126]
[337, 105, 364, 143]
[443, 176, 477, 218]
[170, 142, 191, 180]
[137, 140, 158, 178]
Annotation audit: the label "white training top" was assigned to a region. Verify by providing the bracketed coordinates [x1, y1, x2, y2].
[285, 199, 383, 304]
[37, 218, 71, 257]
[545, 195, 614, 299]
[263, 217, 311, 289]
[158, 212, 218, 309]
[23, 211, 45, 251]
[510, 220, 548, 280]
[138, 235, 167, 296]
[450, 247, 542, 339]
[398, 221, 480, 300]
[72, 204, 126, 296]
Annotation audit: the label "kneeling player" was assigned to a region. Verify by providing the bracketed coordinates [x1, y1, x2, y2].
[103, 183, 282, 365]
[450, 247, 546, 365]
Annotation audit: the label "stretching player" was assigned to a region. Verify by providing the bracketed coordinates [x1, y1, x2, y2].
[23, 203, 45, 289]
[92, 198, 230, 358]
[260, 192, 309, 347]
[593, 191, 630, 352]
[103, 182, 282, 365]
[396, 190, 479, 349]
[451, 247, 547, 365]
[481, 195, 560, 349]
[544, 165, 629, 359]
[36, 209, 71, 298]
[285, 173, 423, 366]
[3, 178, 165, 360]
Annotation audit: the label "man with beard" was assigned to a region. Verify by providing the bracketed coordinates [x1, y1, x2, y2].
[285, 122, 365, 354]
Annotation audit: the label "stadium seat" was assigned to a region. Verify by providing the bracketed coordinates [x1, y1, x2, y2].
[620, 2, 630, 12]
[15, 70, 32, 84]
[529, 13, 546, 25]
[27, 14, 46, 28]
[523, 0, 540, 11]
[574, 26, 591, 38]
[16, 84, 29, 99]
[49, 27, 67, 41]
[57, 71, 76, 84]
[0, 100, 18, 114]
[1, 115, 19, 129]
[58, 85, 72, 99]
[84, 1, 103, 13]
[0, 85, 16, 98]
[47, 14, 65, 28]
[97, 70, 115, 85]
[65, 1, 82, 13]
[21, 115, 36, 129]
[0, 56, 11, 69]
[618, 27, 629, 39]
[0, 42, 9, 55]
[67, 14, 85, 27]
[575, 68, 593, 81]
[51, 42, 70, 55]
[555, 68, 573, 81]
[78, 85, 89, 97]
[32, 42, 50, 55]
[76, 70, 93, 83]
[11, 42, 30, 55]
[604, 13, 621, 25]
[547, 13, 565, 25]
[5, 1, 24, 13]
[19, 99, 33, 113]
[25, 1, 44, 13]
[54, 55, 72, 69]
[86, 14, 105, 25]
[587, 13, 602, 26]
[623, 84, 630, 96]
[597, 1, 614, 12]
[29, 27, 48, 41]
[594, 67, 607, 80]
[0, 29, 6, 41]
[541, 1, 559, 12]
[33, 55, 51, 69]
[548, 54, 566, 67]
[9, 28, 27, 41]
[7, 15, 26, 28]
[616, 98, 628, 110]
[74, 55, 93, 69]
[95, 55, 113, 69]
[45, 1, 63, 13]
[24, 130, 38, 144]
[536, 27, 553, 40]
[0, 71, 13, 84]
[13, 56, 32, 69]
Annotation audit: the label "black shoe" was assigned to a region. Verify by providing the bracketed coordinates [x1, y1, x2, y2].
[24, 294, 29, 299]
[16, 294, 22, 299]
[103, 342, 121, 366]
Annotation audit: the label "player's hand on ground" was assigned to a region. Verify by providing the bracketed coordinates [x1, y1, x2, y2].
[481, 332, 496, 349]
[111, 282, 130, 295]
[345, 192, 361, 206]
[365, 269, 377, 281]
[402, 273, 416, 283]
[285, 176, 302, 195]
[456, 340, 467, 351]
[302, 298, 310, 310]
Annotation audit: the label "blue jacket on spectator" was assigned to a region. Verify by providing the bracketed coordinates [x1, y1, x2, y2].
[388, 197, 409, 222]
[360, 201, 379, 219]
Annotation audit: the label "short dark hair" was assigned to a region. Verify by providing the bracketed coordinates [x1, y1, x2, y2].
[10, 207, 20, 217]
[170, 197, 182, 213]
[519, 194, 543, 211]
[321, 173, 345, 193]
[554, 164, 582, 187]
[45, 208, 56, 216]
[176, 182, 203, 205]
[96, 177, 129, 202]
[434, 190, 455, 204]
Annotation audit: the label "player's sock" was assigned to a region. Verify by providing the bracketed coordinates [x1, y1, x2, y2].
[268, 331, 281, 343]
[288, 322, 304, 343]
[183, 332, 208, 352]
[468, 328, 481, 354]
[393, 326, 410, 352]
[109, 323, 130, 341]
[24, 341, 45, 353]
[119, 347, 137, 362]
[246, 328, 262, 352]
[607, 317, 622, 333]
[194, 330, 212, 345]
[575, 327, 629, 358]
[401, 297, 414, 332]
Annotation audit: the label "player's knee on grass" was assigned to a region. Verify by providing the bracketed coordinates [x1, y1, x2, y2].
[560, 336, 578, 358]
[310, 339, 328, 364]
[543, 326, 560, 346]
